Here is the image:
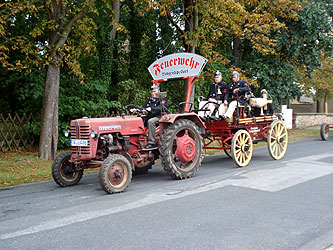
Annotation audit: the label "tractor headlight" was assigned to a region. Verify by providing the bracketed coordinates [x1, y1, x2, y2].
[64, 130, 71, 138]
[90, 130, 98, 139]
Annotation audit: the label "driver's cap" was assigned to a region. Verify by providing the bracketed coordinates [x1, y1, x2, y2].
[151, 84, 159, 91]
[232, 71, 239, 77]
[214, 71, 222, 77]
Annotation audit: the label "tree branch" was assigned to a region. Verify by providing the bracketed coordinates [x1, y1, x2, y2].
[167, 11, 185, 36]
[54, 0, 96, 51]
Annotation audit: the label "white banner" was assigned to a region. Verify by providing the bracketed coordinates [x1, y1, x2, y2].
[148, 53, 208, 80]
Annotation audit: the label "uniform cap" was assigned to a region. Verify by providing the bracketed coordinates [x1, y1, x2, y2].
[214, 71, 222, 77]
[232, 71, 239, 77]
[150, 85, 160, 91]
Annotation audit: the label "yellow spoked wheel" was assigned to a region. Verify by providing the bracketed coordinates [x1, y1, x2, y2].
[231, 130, 253, 167]
[267, 120, 288, 160]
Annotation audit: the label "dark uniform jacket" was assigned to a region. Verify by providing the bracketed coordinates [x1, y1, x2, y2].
[208, 81, 228, 101]
[226, 80, 251, 106]
[143, 97, 168, 121]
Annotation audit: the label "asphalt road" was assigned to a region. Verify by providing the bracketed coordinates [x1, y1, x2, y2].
[0, 137, 332, 250]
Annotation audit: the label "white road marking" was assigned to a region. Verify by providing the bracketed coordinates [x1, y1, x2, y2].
[0, 154, 332, 240]
[230, 154, 333, 192]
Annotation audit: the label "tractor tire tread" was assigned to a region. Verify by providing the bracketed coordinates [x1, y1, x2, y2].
[99, 154, 132, 194]
[159, 119, 203, 179]
[52, 151, 83, 187]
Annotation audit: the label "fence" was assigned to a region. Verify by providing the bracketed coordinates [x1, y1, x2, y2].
[0, 111, 125, 153]
[0, 113, 35, 152]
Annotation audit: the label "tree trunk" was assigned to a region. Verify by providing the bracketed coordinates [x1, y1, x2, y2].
[110, 0, 120, 40]
[129, 0, 143, 80]
[184, 0, 193, 53]
[38, 0, 94, 160]
[232, 36, 241, 66]
[183, 0, 197, 107]
[39, 62, 60, 160]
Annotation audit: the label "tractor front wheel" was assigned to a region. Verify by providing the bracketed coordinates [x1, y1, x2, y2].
[160, 119, 203, 179]
[99, 154, 132, 194]
[52, 151, 83, 187]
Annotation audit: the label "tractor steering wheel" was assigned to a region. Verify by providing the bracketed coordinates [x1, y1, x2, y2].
[125, 104, 141, 115]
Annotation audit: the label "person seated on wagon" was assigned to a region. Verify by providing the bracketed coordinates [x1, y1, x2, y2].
[220, 71, 251, 120]
[198, 71, 228, 120]
[143, 84, 168, 149]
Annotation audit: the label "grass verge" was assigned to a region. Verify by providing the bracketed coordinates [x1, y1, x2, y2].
[0, 128, 322, 188]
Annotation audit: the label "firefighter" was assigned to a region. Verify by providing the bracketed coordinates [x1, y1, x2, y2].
[198, 71, 228, 120]
[221, 71, 251, 120]
[143, 84, 168, 149]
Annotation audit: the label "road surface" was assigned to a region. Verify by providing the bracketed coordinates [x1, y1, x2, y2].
[0, 137, 332, 250]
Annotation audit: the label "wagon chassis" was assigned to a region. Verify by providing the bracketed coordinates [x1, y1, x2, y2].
[200, 110, 288, 167]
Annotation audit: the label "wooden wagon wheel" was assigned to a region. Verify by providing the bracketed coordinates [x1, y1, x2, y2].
[231, 130, 253, 167]
[267, 120, 288, 160]
[320, 123, 330, 141]
[224, 148, 232, 158]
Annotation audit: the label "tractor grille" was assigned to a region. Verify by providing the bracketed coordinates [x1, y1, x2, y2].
[70, 125, 91, 155]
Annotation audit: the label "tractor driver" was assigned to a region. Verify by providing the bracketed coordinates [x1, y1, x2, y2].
[143, 84, 168, 149]
[221, 71, 251, 120]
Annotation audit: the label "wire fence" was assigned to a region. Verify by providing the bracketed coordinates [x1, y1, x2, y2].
[0, 113, 35, 152]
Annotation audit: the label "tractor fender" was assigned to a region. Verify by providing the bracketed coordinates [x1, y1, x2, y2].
[158, 113, 206, 133]
[120, 152, 135, 171]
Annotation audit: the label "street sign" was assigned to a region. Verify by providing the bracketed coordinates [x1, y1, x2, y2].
[148, 53, 207, 80]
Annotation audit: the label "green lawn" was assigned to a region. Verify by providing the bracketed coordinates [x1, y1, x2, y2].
[0, 128, 321, 188]
[0, 150, 53, 187]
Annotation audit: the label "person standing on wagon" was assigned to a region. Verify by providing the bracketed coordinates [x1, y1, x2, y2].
[221, 71, 251, 120]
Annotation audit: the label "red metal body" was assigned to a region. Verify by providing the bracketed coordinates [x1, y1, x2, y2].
[70, 116, 145, 162]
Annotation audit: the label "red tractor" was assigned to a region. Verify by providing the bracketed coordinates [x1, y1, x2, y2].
[52, 53, 207, 194]
[52, 106, 204, 194]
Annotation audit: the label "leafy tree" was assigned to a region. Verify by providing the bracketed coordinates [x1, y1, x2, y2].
[1, 0, 103, 159]
[312, 56, 333, 104]
[141, 0, 305, 108]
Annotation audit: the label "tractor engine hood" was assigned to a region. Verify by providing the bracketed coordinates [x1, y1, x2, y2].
[70, 116, 145, 135]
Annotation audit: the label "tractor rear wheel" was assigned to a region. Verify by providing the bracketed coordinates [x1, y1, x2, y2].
[160, 119, 203, 179]
[320, 123, 329, 141]
[52, 151, 83, 187]
[99, 154, 132, 194]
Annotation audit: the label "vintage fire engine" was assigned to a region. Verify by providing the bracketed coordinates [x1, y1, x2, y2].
[53, 52, 289, 194]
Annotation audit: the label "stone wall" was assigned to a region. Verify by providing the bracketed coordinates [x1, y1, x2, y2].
[293, 113, 333, 128]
